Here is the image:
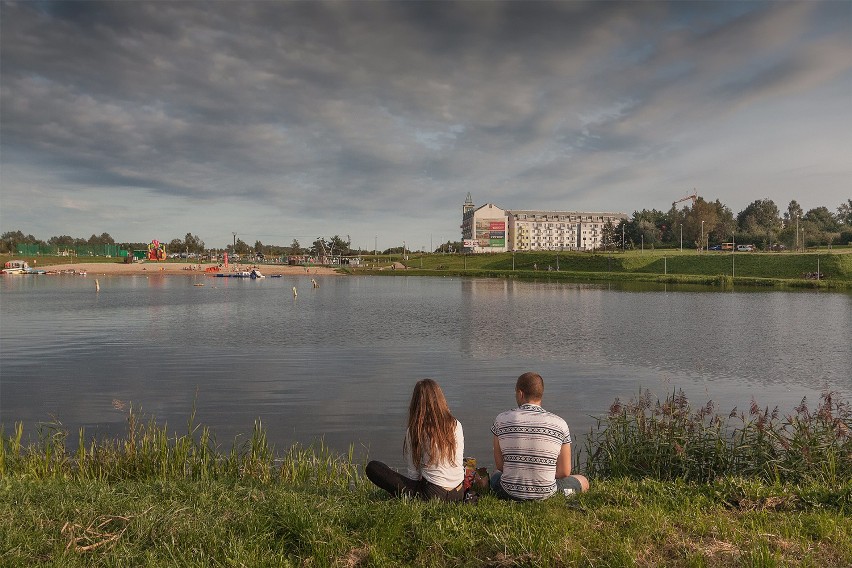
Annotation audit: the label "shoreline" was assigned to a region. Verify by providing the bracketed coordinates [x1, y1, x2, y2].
[21, 261, 342, 277]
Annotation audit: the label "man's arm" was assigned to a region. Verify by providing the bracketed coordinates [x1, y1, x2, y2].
[555, 442, 572, 478]
[492, 435, 504, 472]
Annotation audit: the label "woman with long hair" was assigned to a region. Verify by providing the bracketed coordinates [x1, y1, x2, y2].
[366, 379, 464, 502]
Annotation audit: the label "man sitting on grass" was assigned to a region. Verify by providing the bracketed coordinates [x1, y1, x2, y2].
[491, 372, 589, 500]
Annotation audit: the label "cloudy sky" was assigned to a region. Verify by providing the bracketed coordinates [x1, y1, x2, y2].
[1, 1, 850, 249]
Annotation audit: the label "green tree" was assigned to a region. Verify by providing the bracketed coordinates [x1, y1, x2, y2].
[184, 233, 205, 254]
[290, 239, 302, 255]
[1, 230, 39, 253]
[48, 235, 75, 248]
[804, 207, 840, 232]
[629, 209, 669, 247]
[784, 200, 804, 224]
[434, 240, 462, 253]
[311, 238, 327, 256]
[836, 199, 852, 226]
[254, 240, 264, 254]
[737, 199, 781, 234]
[168, 238, 183, 253]
[600, 219, 618, 250]
[234, 238, 250, 255]
[736, 199, 780, 249]
[328, 235, 351, 256]
[802, 206, 841, 247]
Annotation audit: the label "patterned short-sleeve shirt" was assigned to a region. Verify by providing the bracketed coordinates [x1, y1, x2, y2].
[491, 403, 571, 500]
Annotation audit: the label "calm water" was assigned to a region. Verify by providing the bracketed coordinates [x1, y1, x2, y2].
[2, 274, 850, 468]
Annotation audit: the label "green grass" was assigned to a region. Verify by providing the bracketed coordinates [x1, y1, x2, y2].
[2, 476, 850, 567]
[351, 250, 852, 289]
[2, 395, 851, 566]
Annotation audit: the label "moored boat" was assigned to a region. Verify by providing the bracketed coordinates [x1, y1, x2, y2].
[2, 260, 30, 274]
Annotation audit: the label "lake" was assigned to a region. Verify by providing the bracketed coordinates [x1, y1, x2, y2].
[2, 274, 850, 469]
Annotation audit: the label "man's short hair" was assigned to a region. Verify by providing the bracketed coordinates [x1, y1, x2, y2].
[516, 372, 544, 401]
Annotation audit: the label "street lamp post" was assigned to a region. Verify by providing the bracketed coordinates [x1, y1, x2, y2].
[732, 232, 735, 278]
[622, 222, 625, 252]
[700, 221, 704, 253]
[680, 224, 683, 252]
[796, 214, 800, 252]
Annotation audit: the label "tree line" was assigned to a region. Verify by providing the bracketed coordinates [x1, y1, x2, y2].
[602, 198, 851, 251]
[2, 198, 850, 256]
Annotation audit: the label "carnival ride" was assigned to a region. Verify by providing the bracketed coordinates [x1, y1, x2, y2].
[147, 239, 167, 261]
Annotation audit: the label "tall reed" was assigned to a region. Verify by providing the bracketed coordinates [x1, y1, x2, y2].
[0, 404, 362, 489]
[584, 390, 851, 485]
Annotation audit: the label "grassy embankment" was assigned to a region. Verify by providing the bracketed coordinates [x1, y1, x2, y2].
[353, 249, 852, 290]
[5, 251, 851, 289]
[2, 393, 850, 567]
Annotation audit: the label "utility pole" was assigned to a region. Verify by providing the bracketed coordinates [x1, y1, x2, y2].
[232, 232, 237, 250]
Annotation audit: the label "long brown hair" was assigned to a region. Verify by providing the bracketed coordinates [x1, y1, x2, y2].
[404, 379, 458, 469]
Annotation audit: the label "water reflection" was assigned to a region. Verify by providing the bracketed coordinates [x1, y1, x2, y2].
[1, 275, 850, 469]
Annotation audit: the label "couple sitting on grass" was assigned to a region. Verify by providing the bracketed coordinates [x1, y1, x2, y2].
[366, 372, 590, 503]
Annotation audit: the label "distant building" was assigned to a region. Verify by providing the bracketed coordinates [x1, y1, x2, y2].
[461, 194, 627, 252]
[460, 194, 509, 253]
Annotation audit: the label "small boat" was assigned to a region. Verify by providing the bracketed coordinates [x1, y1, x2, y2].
[212, 269, 265, 279]
[193, 283, 205, 287]
[2, 260, 29, 274]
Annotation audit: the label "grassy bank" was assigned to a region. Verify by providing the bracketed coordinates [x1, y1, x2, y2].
[2, 393, 850, 566]
[351, 250, 852, 290]
[4, 476, 850, 567]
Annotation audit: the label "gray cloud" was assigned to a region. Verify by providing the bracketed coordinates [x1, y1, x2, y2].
[1, 1, 850, 247]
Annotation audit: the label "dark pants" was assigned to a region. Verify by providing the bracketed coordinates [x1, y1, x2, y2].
[365, 460, 464, 503]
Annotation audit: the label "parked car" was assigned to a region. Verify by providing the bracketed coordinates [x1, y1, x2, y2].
[708, 245, 722, 251]
[736, 244, 755, 252]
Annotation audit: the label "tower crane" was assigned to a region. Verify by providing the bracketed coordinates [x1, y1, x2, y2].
[672, 190, 698, 209]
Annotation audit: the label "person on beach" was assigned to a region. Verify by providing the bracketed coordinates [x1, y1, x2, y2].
[491, 372, 589, 500]
[366, 379, 465, 502]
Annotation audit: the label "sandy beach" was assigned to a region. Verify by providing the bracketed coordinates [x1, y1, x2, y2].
[35, 261, 342, 277]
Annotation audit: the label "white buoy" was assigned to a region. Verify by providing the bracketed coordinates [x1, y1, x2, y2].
[292, 286, 297, 298]
[95, 279, 100, 292]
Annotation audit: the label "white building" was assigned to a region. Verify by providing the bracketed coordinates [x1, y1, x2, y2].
[461, 194, 627, 252]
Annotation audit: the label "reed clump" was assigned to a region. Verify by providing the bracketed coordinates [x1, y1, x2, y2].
[584, 390, 852, 486]
[0, 403, 361, 488]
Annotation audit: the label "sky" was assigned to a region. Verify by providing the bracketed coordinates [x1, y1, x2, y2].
[1, 1, 850, 250]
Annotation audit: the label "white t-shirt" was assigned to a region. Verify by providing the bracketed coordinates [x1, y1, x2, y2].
[405, 419, 464, 489]
[492, 403, 571, 500]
